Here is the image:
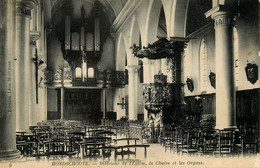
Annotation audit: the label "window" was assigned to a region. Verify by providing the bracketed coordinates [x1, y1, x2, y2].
[75, 67, 81, 78]
[88, 67, 94, 78]
[200, 38, 208, 92]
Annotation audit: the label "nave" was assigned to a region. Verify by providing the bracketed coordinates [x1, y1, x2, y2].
[9, 120, 260, 168]
[0, 0, 260, 167]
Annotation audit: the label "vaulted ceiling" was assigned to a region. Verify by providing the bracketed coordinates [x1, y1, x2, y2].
[50, 0, 128, 24]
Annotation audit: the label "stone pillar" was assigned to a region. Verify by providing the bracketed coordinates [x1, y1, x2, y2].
[143, 59, 155, 83]
[207, 10, 236, 129]
[0, 0, 21, 160]
[102, 89, 106, 119]
[154, 59, 161, 75]
[29, 41, 38, 126]
[16, 0, 38, 132]
[60, 87, 65, 120]
[126, 65, 139, 120]
[150, 60, 155, 83]
[43, 86, 48, 120]
[142, 59, 152, 121]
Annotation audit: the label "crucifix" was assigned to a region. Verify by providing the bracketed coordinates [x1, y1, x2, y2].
[33, 48, 44, 104]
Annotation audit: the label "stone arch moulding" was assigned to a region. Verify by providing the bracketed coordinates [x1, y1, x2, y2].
[144, 0, 163, 45]
[115, 33, 127, 71]
[128, 16, 141, 65]
[160, 0, 173, 38]
[169, 0, 189, 37]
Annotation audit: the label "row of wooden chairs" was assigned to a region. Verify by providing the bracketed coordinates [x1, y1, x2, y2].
[161, 127, 258, 157]
[16, 120, 150, 160]
[16, 122, 117, 159]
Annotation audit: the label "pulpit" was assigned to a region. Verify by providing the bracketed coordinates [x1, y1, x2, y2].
[130, 37, 189, 142]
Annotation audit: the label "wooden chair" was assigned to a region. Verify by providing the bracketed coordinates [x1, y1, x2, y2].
[241, 126, 258, 155]
[213, 129, 236, 157]
[197, 129, 216, 156]
[180, 128, 200, 155]
[170, 128, 182, 153]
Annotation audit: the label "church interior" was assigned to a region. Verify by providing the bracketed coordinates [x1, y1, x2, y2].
[0, 0, 260, 165]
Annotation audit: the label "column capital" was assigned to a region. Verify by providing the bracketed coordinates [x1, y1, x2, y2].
[143, 59, 155, 66]
[16, 0, 38, 16]
[30, 31, 40, 45]
[205, 6, 233, 28]
[212, 12, 232, 28]
[126, 65, 139, 73]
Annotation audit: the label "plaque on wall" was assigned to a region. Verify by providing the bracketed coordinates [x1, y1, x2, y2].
[186, 78, 194, 92]
[245, 63, 258, 84]
[209, 72, 216, 89]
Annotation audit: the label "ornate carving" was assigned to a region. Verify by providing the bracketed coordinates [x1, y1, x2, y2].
[30, 41, 36, 46]
[214, 16, 232, 27]
[111, 71, 125, 86]
[63, 50, 101, 68]
[154, 73, 167, 83]
[63, 67, 72, 80]
[16, 7, 31, 16]
[43, 68, 53, 83]
[54, 69, 63, 81]
[130, 37, 188, 60]
[143, 83, 174, 106]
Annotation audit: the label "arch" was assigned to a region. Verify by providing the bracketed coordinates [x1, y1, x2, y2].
[115, 33, 127, 71]
[135, 0, 162, 45]
[128, 16, 141, 65]
[157, 6, 167, 37]
[161, 0, 173, 38]
[51, 0, 118, 24]
[144, 0, 163, 45]
[129, 16, 141, 47]
[75, 67, 82, 78]
[169, 0, 189, 37]
[88, 67, 94, 78]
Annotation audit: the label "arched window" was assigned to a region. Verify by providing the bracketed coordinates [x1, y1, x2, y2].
[233, 27, 239, 86]
[88, 67, 94, 78]
[75, 67, 82, 78]
[200, 38, 208, 92]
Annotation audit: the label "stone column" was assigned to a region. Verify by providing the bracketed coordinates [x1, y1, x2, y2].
[29, 40, 38, 126]
[0, 0, 21, 160]
[60, 87, 65, 120]
[142, 59, 151, 121]
[207, 10, 236, 129]
[161, 58, 167, 75]
[102, 89, 106, 119]
[154, 59, 161, 75]
[126, 65, 139, 120]
[143, 59, 155, 84]
[43, 86, 48, 120]
[16, 0, 38, 132]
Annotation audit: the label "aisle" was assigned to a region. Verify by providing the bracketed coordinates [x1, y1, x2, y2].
[3, 141, 259, 168]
